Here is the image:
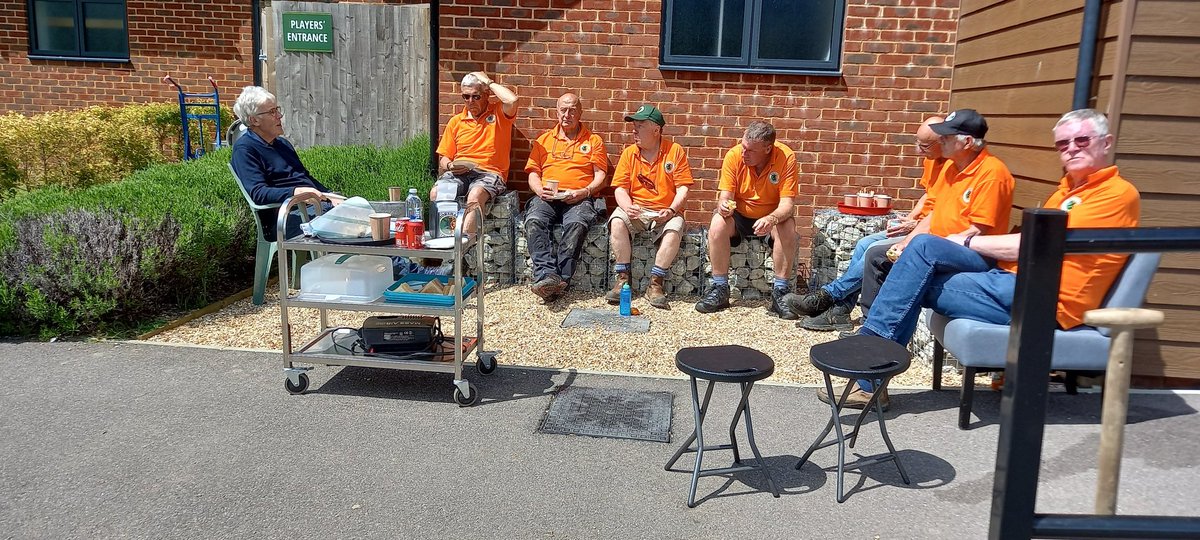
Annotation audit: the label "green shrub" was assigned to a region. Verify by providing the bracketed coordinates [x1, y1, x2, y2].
[0, 137, 432, 338]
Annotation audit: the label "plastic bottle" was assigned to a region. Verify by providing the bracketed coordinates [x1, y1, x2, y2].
[405, 188, 423, 221]
[619, 283, 632, 316]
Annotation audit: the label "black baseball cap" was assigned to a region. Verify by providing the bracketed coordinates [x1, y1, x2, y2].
[930, 109, 988, 138]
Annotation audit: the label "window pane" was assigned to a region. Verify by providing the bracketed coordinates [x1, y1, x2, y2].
[83, 1, 127, 55]
[669, 0, 744, 58]
[756, 0, 837, 62]
[33, 1, 78, 53]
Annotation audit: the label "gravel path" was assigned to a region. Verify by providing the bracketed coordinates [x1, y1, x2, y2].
[146, 283, 958, 388]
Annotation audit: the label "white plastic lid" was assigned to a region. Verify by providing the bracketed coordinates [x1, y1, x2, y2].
[408, 188, 418, 194]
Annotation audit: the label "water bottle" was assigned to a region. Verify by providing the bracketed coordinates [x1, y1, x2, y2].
[405, 188, 423, 221]
[619, 283, 631, 316]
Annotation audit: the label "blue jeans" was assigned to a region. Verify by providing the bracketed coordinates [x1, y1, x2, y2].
[862, 234, 1013, 346]
[824, 231, 894, 305]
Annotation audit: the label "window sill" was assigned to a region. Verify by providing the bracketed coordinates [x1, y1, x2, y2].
[28, 54, 131, 64]
[659, 63, 842, 78]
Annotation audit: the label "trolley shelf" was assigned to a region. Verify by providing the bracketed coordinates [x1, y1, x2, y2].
[284, 287, 478, 316]
[292, 329, 481, 373]
[280, 235, 478, 258]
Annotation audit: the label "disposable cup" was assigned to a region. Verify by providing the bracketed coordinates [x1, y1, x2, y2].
[875, 194, 892, 208]
[545, 179, 560, 196]
[843, 194, 856, 206]
[388, 187, 404, 201]
[856, 192, 872, 207]
[369, 212, 391, 240]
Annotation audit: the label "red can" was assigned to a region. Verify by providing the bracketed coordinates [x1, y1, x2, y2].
[408, 219, 424, 248]
[394, 218, 409, 247]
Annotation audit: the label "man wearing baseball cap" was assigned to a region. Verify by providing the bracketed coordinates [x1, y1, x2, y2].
[605, 104, 693, 309]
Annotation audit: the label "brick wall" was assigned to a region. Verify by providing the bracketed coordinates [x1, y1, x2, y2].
[436, 0, 960, 259]
[0, 0, 255, 113]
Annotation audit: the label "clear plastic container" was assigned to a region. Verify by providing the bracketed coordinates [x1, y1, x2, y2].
[299, 254, 394, 302]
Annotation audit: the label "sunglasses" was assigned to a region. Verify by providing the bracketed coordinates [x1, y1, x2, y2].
[1054, 135, 1101, 152]
[636, 173, 658, 195]
[461, 94, 484, 101]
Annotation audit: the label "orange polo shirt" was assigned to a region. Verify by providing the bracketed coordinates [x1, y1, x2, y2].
[916, 157, 956, 219]
[927, 149, 1014, 237]
[998, 166, 1140, 329]
[718, 141, 799, 219]
[524, 124, 608, 192]
[436, 100, 516, 179]
[611, 138, 694, 210]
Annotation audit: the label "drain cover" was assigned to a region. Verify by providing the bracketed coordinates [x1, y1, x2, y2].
[561, 308, 651, 333]
[539, 386, 673, 442]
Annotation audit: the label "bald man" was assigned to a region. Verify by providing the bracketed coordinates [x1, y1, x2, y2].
[523, 93, 610, 303]
[784, 116, 953, 331]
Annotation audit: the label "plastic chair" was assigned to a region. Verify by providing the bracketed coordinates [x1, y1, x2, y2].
[929, 252, 1162, 429]
[228, 161, 308, 305]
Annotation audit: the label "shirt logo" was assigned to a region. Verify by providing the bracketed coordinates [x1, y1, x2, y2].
[768, 171, 780, 185]
[579, 143, 591, 154]
[664, 161, 676, 173]
[486, 114, 496, 124]
[1061, 196, 1083, 212]
[962, 188, 972, 203]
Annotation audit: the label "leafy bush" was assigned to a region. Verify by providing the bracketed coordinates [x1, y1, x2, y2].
[0, 137, 432, 338]
[0, 102, 235, 198]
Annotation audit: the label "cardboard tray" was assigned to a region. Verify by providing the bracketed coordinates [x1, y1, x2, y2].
[381, 274, 477, 306]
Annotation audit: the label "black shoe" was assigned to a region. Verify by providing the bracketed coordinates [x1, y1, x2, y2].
[767, 288, 799, 320]
[837, 329, 859, 340]
[798, 304, 854, 331]
[694, 284, 731, 313]
[783, 288, 836, 317]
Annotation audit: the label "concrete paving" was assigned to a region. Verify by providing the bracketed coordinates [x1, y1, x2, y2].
[1, 341, 1198, 539]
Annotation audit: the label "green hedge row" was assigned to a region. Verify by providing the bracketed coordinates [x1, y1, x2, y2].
[0, 137, 433, 338]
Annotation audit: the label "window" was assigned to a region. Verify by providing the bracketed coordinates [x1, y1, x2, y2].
[27, 0, 128, 61]
[660, 0, 846, 76]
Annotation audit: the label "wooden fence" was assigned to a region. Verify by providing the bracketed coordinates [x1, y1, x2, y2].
[263, 1, 430, 148]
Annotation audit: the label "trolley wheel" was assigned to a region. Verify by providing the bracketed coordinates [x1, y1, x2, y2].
[285, 373, 310, 395]
[477, 353, 498, 375]
[453, 384, 479, 407]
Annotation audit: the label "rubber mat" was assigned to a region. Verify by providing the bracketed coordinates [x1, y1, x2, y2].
[538, 386, 673, 442]
[560, 308, 651, 333]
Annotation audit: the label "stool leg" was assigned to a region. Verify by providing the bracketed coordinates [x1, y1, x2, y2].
[728, 381, 753, 464]
[665, 378, 715, 471]
[688, 377, 711, 508]
[797, 375, 856, 470]
[873, 378, 910, 484]
[739, 381, 780, 498]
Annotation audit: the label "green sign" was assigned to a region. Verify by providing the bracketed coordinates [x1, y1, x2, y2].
[282, 12, 333, 53]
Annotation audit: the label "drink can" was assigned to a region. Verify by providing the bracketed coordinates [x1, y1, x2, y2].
[394, 218, 409, 247]
[409, 219, 425, 248]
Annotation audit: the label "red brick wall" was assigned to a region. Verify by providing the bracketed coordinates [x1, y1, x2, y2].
[436, 0, 960, 257]
[0, 0, 255, 113]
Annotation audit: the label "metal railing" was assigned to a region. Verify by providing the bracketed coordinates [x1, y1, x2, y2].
[990, 208, 1200, 539]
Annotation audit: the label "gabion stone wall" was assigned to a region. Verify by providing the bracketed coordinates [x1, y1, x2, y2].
[515, 221, 610, 292]
[809, 208, 899, 289]
[701, 236, 801, 300]
[463, 191, 518, 285]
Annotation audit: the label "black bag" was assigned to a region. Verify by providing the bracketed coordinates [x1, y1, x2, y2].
[360, 315, 442, 354]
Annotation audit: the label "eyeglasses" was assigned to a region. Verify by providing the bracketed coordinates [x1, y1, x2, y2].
[915, 140, 935, 151]
[254, 107, 282, 117]
[636, 173, 658, 195]
[550, 138, 574, 160]
[1054, 135, 1101, 152]
[461, 94, 483, 101]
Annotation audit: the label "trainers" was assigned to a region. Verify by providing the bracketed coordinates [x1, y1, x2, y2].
[646, 275, 669, 309]
[694, 283, 731, 313]
[605, 271, 630, 305]
[797, 303, 854, 331]
[767, 288, 799, 320]
[783, 288, 836, 317]
[817, 382, 890, 411]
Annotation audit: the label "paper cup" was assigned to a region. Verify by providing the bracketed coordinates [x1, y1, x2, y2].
[388, 187, 404, 202]
[856, 192, 872, 207]
[545, 179, 559, 196]
[369, 212, 391, 240]
[843, 194, 856, 206]
[875, 194, 892, 208]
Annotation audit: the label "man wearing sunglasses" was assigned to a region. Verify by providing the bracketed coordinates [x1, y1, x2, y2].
[606, 104, 693, 309]
[523, 93, 609, 303]
[834, 109, 1139, 410]
[434, 71, 520, 237]
[695, 121, 800, 318]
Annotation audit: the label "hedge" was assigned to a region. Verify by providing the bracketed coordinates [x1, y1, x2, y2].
[0, 137, 432, 338]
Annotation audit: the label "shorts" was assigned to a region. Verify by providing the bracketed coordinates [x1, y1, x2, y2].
[608, 206, 685, 244]
[437, 169, 505, 199]
[728, 211, 773, 248]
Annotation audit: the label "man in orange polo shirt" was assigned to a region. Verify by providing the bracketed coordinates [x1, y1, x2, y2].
[858, 108, 1014, 314]
[434, 71, 519, 236]
[837, 109, 1139, 408]
[695, 121, 800, 317]
[524, 93, 609, 303]
[606, 104, 693, 309]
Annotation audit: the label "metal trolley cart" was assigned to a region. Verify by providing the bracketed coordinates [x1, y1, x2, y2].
[162, 74, 223, 160]
[274, 194, 495, 406]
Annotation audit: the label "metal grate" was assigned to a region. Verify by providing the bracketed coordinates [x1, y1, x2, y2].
[560, 308, 651, 333]
[538, 386, 673, 443]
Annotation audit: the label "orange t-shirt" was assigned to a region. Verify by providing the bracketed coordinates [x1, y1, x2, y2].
[916, 157, 955, 219]
[435, 100, 516, 179]
[524, 124, 608, 192]
[927, 149, 1014, 237]
[611, 138, 694, 210]
[998, 166, 1141, 329]
[717, 141, 799, 219]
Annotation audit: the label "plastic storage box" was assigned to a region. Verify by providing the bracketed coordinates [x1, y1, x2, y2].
[299, 254, 394, 302]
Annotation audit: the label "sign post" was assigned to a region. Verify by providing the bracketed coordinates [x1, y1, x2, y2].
[282, 12, 333, 53]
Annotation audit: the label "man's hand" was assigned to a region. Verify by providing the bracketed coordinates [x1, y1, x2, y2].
[623, 202, 642, 217]
[448, 162, 472, 175]
[653, 208, 674, 225]
[563, 188, 588, 204]
[469, 71, 493, 86]
[752, 215, 777, 236]
[716, 198, 735, 218]
[293, 187, 323, 200]
[886, 218, 917, 237]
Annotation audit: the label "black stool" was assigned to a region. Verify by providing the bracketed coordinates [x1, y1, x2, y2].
[797, 335, 911, 503]
[665, 345, 780, 508]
